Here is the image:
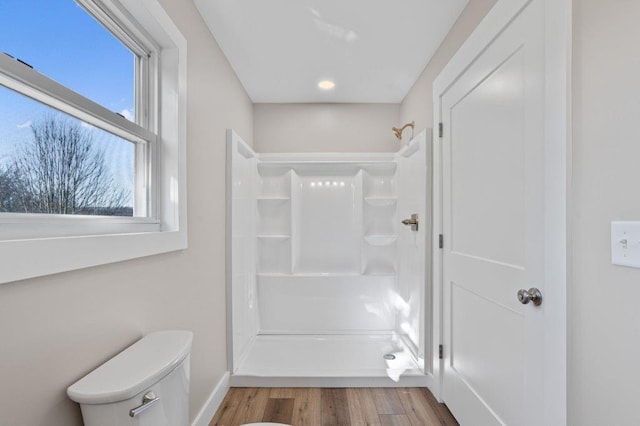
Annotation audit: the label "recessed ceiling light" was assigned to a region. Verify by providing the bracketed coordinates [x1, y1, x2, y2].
[318, 80, 335, 90]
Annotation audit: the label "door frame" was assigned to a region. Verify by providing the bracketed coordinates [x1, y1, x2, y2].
[430, 0, 571, 424]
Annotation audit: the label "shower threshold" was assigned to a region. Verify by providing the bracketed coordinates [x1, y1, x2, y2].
[230, 334, 428, 387]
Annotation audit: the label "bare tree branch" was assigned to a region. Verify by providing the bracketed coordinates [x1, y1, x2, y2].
[3, 115, 131, 215]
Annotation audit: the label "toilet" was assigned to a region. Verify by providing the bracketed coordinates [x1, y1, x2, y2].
[67, 330, 193, 426]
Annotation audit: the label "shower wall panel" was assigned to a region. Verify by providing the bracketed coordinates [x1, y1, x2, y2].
[292, 170, 362, 274]
[396, 132, 429, 361]
[229, 131, 260, 369]
[253, 162, 401, 333]
[257, 275, 396, 332]
[229, 130, 430, 373]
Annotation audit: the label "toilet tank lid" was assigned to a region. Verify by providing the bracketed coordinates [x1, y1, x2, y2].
[67, 331, 193, 405]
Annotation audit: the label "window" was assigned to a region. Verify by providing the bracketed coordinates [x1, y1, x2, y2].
[0, 85, 137, 217]
[0, 0, 137, 118]
[0, 0, 150, 219]
[0, 0, 188, 283]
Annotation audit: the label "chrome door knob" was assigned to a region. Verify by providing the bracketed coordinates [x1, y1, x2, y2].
[517, 288, 543, 306]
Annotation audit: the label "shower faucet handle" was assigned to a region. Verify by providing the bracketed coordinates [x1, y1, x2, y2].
[401, 214, 419, 231]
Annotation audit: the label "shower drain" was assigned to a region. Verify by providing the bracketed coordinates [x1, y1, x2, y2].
[383, 353, 396, 360]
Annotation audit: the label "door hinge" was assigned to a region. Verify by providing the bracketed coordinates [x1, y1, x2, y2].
[439, 344, 444, 360]
[439, 234, 444, 249]
[438, 122, 443, 138]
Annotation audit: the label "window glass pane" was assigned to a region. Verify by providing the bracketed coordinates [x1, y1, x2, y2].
[0, 84, 135, 216]
[0, 0, 135, 121]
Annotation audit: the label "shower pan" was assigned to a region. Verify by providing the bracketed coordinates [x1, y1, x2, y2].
[226, 129, 431, 387]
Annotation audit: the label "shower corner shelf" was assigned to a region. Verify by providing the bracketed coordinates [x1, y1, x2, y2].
[364, 196, 398, 207]
[257, 234, 291, 240]
[362, 272, 396, 277]
[273, 272, 362, 278]
[257, 272, 389, 278]
[364, 235, 398, 246]
[257, 196, 290, 201]
[256, 272, 291, 277]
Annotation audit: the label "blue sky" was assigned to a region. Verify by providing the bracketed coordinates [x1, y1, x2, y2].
[0, 0, 135, 204]
[0, 0, 134, 113]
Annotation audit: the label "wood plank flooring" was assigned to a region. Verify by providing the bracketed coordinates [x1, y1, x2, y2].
[209, 387, 458, 426]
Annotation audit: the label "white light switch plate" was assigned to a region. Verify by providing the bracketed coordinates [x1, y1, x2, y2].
[611, 221, 640, 268]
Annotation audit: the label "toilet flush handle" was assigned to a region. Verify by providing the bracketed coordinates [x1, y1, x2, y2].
[129, 391, 160, 418]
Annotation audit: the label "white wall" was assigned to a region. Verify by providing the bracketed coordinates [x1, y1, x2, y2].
[0, 0, 253, 424]
[254, 103, 400, 152]
[570, 1, 640, 424]
[400, 0, 497, 133]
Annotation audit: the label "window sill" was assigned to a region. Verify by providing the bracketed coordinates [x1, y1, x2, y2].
[0, 228, 187, 284]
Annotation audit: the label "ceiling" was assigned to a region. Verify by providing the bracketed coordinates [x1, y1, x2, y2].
[194, 0, 469, 103]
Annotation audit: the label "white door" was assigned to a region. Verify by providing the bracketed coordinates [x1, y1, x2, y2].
[439, 0, 552, 424]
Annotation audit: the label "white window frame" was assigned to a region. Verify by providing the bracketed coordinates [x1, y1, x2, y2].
[0, 0, 188, 284]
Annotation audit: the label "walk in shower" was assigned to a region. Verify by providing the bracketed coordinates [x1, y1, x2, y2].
[227, 130, 431, 387]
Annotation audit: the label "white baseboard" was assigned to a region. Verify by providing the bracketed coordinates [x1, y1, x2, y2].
[191, 371, 230, 426]
[229, 374, 429, 388]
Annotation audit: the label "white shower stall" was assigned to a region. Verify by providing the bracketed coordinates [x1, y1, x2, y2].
[227, 129, 431, 386]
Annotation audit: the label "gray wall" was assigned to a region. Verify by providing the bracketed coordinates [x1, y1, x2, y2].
[254, 103, 400, 152]
[0, 0, 253, 424]
[400, 0, 497, 133]
[570, 0, 640, 424]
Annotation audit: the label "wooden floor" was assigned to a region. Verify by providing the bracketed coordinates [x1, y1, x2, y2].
[210, 387, 458, 426]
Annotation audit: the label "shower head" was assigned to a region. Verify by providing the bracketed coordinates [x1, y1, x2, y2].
[392, 121, 415, 141]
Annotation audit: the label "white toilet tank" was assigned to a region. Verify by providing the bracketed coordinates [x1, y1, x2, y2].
[67, 331, 193, 426]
